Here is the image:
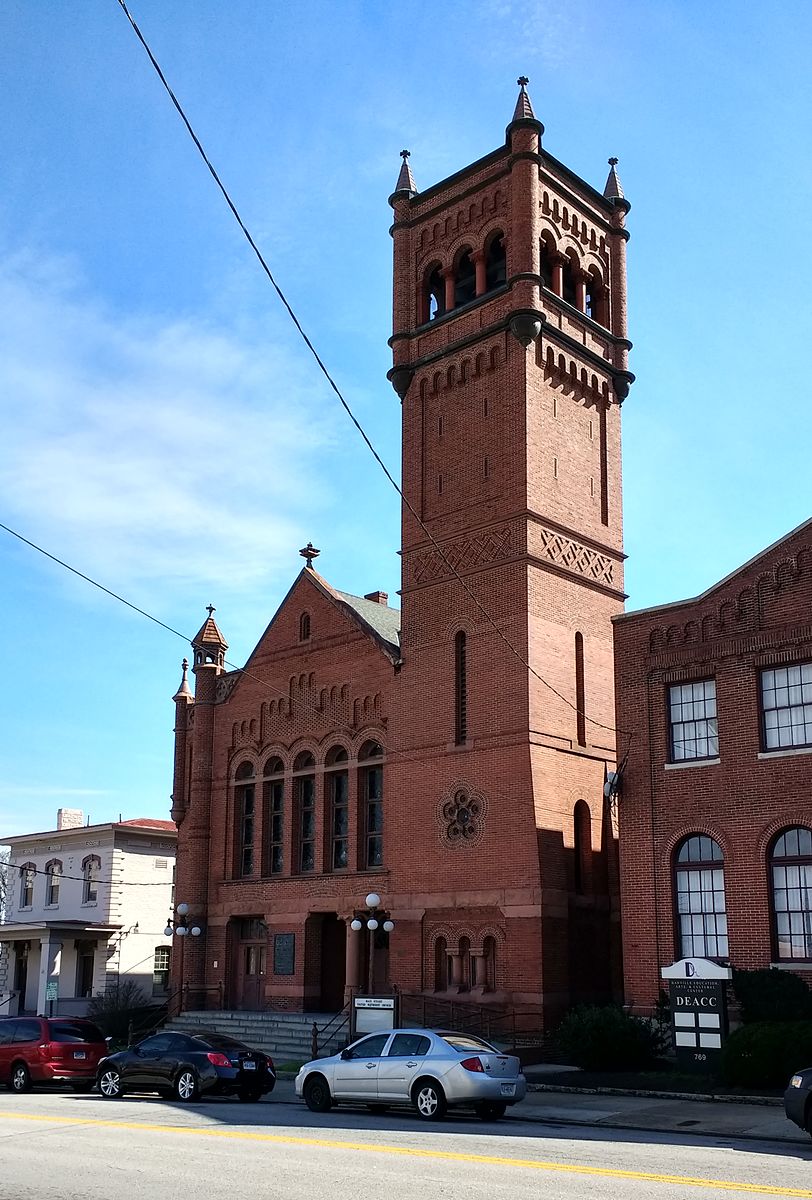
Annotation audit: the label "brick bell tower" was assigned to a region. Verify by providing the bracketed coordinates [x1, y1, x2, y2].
[386, 81, 631, 1018]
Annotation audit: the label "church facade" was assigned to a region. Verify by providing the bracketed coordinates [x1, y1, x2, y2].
[170, 83, 635, 1024]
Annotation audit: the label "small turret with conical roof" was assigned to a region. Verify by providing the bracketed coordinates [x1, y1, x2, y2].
[191, 604, 228, 673]
[506, 75, 544, 142]
[603, 157, 630, 212]
[392, 149, 417, 200]
[172, 657, 193, 702]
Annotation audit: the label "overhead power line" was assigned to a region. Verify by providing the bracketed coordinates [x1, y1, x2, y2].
[113, 0, 630, 748]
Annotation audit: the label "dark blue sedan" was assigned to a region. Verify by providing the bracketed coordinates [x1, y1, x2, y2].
[97, 1029, 275, 1103]
[784, 1066, 812, 1137]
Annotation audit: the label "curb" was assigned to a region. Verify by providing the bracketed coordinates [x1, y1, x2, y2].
[512, 1105, 809, 1147]
[527, 1083, 782, 1107]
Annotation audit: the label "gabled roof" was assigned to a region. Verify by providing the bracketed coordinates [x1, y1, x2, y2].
[334, 588, 401, 656]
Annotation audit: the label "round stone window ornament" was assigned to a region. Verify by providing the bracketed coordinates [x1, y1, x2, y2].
[437, 786, 487, 848]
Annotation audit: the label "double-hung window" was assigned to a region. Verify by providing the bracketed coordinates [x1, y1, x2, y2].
[761, 663, 812, 751]
[668, 680, 718, 761]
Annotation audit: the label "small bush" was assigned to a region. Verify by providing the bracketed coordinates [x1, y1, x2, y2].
[721, 1020, 812, 1089]
[732, 968, 812, 1024]
[87, 980, 162, 1043]
[556, 1004, 662, 1071]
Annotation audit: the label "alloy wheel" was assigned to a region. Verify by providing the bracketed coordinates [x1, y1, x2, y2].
[414, 1082, 446, 1119]
[98, 1070, 122, 1099]
[11, 1064, 31, 1094]
[175, 1071, 198, 1102]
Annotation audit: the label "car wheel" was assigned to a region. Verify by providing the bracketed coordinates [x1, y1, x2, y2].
[412, 1079, 447, 1120]
[174, 1070, 199, 1103]
[238, 1088, 262, 1103]
[303, 1074, 333, 1113]
[98, 1068, 123, 1099]
[475, 1101, 507, 1121]
[9, 1063, 31, 1094]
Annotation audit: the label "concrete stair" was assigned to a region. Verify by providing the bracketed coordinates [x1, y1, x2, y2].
[163, 1010, 350, 1064]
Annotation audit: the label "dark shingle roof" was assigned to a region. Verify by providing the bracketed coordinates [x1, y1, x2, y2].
[335, 590, 401, 657]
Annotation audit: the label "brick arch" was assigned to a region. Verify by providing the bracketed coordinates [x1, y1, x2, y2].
[260, 749, 289, 774]
[468, 925, 506, 955]
[288, 738, 321, 766]
[756, 815, 812, 859]
[229, 751, 260, 780]
[664, 826, 731, 864]
[353, 730, 386, 759]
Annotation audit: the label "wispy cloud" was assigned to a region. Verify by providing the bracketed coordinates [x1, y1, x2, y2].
[0, 248, 338, 606]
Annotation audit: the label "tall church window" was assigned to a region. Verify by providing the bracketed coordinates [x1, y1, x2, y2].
[45, 859, 62, 907]
[326, 745, 349, 871]
[263, 757, 285, 875]
[299, 612, 311, 642]
[454, 631, 467, 745]
[234, 761, 255, 877]
[19, 863, 35, 909]
[453, 249, 476, 307]
[675, 835, 728, 959]
[293, 751, 316, 873]
[575, 631, 586, 747]
[360, 741, 384, 868]
[484, 231, 506, 291]
[771, 826, 812, 961]
[424, 264, 445, 323]
[82, 855, 101, 904]
[573, 801, 592, 895]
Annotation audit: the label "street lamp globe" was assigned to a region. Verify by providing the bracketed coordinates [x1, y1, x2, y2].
[365, 893, 381, 909]
[177, 902, 190, 917]
[383, 920, 395, 933]
[350, 919, 363, 932]
[190, 926, 202, 937]
[176, 925, 188, 936]
[163, 925, 173, 938]
[367, 918, 379, 931]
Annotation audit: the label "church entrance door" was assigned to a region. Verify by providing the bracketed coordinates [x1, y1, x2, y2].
[232, 918, 268, 1011]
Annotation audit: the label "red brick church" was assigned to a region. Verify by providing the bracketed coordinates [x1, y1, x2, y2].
[170, 82, 634, 1024]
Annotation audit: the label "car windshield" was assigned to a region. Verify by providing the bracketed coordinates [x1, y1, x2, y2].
[192, 1033, 249, 1051]
[440, 1033, 497, 1054]
[48, 1021, 105, 1044]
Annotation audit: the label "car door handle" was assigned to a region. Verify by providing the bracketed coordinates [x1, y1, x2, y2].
[365, 1062, 376, 1069]
[406, 1062, 417, 1068]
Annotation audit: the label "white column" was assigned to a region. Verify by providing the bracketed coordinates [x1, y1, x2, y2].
[37, 937, 61, 1015]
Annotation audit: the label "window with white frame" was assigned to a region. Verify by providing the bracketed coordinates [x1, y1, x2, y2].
[668, 680, 718, 761]
[761, 663, 812, 751]
[675, 835, 728, 959]
[19, 863, 35, 909]
[45, 859, 62, 907]
[771, 826, 812, 961]
[152, 945, 172, 995]
[82, 855, 101, 903]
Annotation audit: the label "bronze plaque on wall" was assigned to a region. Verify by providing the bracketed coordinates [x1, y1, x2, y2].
[273, 933, 295, 976]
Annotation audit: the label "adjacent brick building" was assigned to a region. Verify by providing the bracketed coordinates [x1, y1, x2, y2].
[614, 520, 812, 1013]
[171, 82, 634, 1022]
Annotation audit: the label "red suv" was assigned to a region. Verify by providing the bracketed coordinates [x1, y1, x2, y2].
[0, 1016, 108, 1093]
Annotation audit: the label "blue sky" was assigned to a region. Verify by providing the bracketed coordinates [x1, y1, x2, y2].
[1, 1, 810, 837]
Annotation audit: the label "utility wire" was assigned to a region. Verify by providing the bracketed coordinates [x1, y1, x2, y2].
[114, 0, 630, 748]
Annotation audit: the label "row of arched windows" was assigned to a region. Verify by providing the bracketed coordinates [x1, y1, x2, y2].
[434, 935, 498, 993]
[233, 742, 384, 879]
[674, 827, 812, 962]
[18, 856, 100, 909]
[539, 233, 610, 327]
[421, 230, 507, 324]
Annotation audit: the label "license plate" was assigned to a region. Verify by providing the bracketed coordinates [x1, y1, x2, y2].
[500, 1084, 515, 1097]
[73, 1051, 86, 1060]
[242, 1061, 256, 1070]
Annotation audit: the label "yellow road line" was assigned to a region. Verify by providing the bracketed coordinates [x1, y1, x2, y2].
[0, 1110, 809, 1197]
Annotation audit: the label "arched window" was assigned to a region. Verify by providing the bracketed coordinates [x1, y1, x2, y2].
[539, 235, 555, 289]
[561, 253, 578, 306]
[326, 745, 349, 871]
[299, 612, 311, 642]
[19, 863, 35, 909]
[573, 801, 592, 895]
[424, 264, 445, 323]
[233, 761, 256, 877]
[458, 936, 472, 991]
[82, 855, 101, 904]
[359, 740, 384, 869]
[434, 936, 449, 992]
[454, 250, 476, 308]
[45, 859, 62, 907]
[485, 232, 506, 292]
[574, 631, 586, 747]
[454, 630, 467, 745]
[482, 935, 497, 992]
[263, 756, 285, 875]
[585, 270, 608, 326]
[771, 826, 812, 961]
[675, 835, 728, 959]
[293, 751, 316, 872]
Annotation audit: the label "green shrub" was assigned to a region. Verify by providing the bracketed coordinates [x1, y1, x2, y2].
[87, 979, 162, 1043]
[721, 1020, 812, 1089]
[732, 968, 812, 1024]
[556, 1004, 662, 1071]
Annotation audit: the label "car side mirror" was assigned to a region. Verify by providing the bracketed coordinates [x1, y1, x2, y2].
[105, 1037, 113, 1046]
[340, 1048, 353, 1061]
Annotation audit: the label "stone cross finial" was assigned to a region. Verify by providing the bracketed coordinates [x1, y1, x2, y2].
[608, 156, 619, 167]
[299, 542, 320, 568]
[517, 75, 529, 88]
[206, 604, 216, 618]
[400, 149, 410, 159]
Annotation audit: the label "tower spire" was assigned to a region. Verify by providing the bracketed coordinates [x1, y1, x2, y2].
[393, 149, 417, 197]
[172, 657, 193, 702]
[603, 156, 625, 201]
[506, 75, 544, 142]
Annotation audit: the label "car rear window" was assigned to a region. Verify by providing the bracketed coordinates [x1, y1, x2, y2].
[440, 1033, 497, 1054]
[192, 1033, 248, 1051]
[47, 1021, 105, 1044]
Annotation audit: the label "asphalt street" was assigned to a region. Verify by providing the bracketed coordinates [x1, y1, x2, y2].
[0, 1086, 810, 1200]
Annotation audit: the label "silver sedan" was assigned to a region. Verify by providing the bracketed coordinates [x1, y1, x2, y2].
[295, 1028, 526, 1120]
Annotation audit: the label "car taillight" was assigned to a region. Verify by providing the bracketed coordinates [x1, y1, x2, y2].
[266, 1057, 275, 1073]
[460, 1056, 485, 1073]
[206, 1052, 231, 1067]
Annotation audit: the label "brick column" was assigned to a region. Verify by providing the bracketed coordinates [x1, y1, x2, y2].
[471, 249, 487, 297]
[441, 266, 456, 314]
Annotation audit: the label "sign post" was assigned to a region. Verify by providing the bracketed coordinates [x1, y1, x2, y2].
[352, 996, 397, 1039]
[45, 978, 58, 1018]
[661, 958, 731, 1073]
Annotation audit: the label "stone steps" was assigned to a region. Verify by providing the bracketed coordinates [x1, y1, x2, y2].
[163, 1010, 349, 1062]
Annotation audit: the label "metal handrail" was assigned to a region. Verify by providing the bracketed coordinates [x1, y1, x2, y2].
[311, 1000, 351, 1058]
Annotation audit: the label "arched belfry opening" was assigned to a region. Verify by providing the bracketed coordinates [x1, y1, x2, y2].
[453, 249, 476, 308]
[485, 231, 506, 292]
